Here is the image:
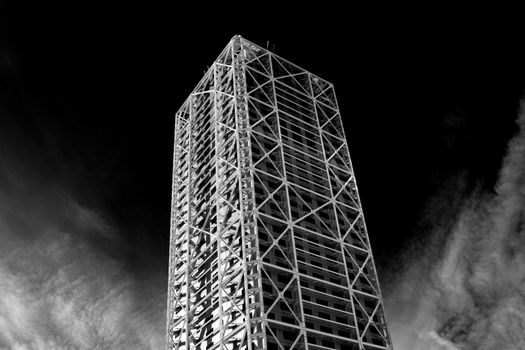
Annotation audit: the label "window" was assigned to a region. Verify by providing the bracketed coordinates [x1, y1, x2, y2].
[322, 339, 335, 347]
[320, 325, 332, 333]
[282, 316, 295, 325]
[318, 312, 330, 320]
[317, 298, 328, 306]
[336, 316, 347, 324]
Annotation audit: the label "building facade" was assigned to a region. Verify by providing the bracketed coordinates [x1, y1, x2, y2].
[167, 35, 393, 350]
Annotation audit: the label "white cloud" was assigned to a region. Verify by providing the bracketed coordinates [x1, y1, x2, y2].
[386, 101, 525, 349]
[0, 197, 165, 350]
[0, 114, 168, 349]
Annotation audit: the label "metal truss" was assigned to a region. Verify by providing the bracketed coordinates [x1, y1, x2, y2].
[167, 35, 394, 350]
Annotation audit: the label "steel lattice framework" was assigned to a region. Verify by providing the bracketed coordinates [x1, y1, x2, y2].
[167, 35, 393, 350]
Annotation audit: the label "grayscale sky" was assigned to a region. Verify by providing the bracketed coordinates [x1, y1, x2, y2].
[1, 4, 524, 349]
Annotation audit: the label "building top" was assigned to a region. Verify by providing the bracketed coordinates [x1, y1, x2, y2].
[177, 35, 335, 116]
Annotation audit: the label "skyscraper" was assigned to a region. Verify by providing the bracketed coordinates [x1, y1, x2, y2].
[167, 35, 393, 350]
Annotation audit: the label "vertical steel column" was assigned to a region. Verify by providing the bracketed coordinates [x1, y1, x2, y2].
[232, 36, 265, 350]
[329, 88, 394, 347]
[309, 75, 362, 348]
[213, 60, 226, 348]
[267, 52, 310, 350]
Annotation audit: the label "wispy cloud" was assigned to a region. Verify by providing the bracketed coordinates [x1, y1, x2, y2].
[386, 100, 525, 349]
[0, 200, 165, 349]
[0, 198, 167, 349]
[0, 125, 165, 349]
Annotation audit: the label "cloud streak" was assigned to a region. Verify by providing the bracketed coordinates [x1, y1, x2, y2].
[386, 99, 525, 349]
[0, 201, 165, 349]
[0, 126, 165, 349]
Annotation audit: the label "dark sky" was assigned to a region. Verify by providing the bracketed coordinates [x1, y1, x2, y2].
[2, 5, 524, 265]
[1, 4, 525, 348]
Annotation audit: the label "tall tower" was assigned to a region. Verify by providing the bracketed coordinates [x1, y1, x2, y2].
[167, 36, 393, 350]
